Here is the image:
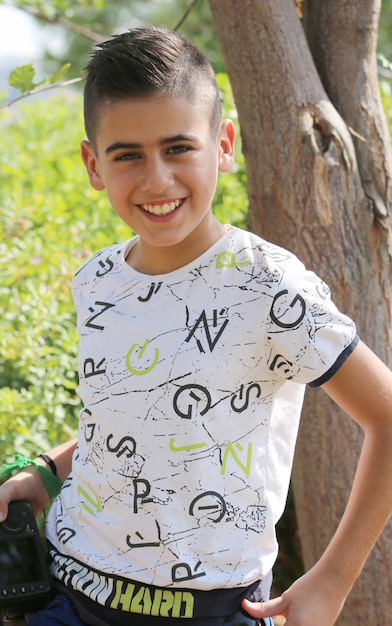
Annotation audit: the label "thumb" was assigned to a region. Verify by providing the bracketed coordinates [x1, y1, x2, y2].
[0, 481, 15, 522]
[241, 595, 288, 620]
[0, 495, 10, 522]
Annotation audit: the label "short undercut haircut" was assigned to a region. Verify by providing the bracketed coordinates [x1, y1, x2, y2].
[83, 27, 222, 147]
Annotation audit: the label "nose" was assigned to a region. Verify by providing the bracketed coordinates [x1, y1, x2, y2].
[140, 155, 174, 193]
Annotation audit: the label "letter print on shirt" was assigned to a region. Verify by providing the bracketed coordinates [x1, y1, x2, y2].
[47, 229, 357, 591]
[184, 308, 229, 353]
[63, 238, 277, 583]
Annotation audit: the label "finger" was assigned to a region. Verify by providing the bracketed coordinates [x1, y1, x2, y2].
[0, 470, 36, 520]
[273, 617, 287, 626]
[0, 506, 7, 522]
[241, 596, 288, 619]
[0, 484, 13, 521]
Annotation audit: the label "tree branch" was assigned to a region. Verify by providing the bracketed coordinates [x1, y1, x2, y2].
[19, 4, 106, 43]
[0, 76, 84, 110]
[173, 0, 200, 31]
[1, 0, 201, 109]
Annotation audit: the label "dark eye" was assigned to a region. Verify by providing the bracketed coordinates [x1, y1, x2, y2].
[115, 152, 141, 161]
[167, 145, 192, 155]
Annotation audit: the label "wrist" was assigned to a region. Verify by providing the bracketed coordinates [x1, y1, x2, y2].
[37, 453, 57, 476]
[308, 558, 355, 605]
[1, 454, 62, 500]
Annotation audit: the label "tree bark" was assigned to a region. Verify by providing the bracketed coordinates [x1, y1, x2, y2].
[208, 0, 392, 623]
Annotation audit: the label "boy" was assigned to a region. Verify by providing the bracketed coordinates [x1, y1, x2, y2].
[1, 26, 392, 626]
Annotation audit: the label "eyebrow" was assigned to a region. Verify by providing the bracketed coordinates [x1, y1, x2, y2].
[105, 134, 200, 155]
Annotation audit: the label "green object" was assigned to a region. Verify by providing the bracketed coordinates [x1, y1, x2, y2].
[0, 454, 62, 500]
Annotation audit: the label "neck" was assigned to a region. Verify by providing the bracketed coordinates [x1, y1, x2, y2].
[127, 220, 229, 275]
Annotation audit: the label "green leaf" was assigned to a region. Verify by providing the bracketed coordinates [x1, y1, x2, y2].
[8, 64, 43, 93]
[47, 63, 72, 85]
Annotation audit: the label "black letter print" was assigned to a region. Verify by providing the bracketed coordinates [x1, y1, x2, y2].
[107, 434, 136, 459]
[138, 282, 163, 302]
[269, 354, 294, 379]
[173, 384, 211, 419]
[171, 561, 206, 583]
[133, 478, 153, 513]
[185, 309, 229, 353]
[96, 256, 114, 277]
[83, 357, 106, 378]
[231, 383, 262, 413]
[57, 526, 76, 544]
[270, 290, 306, 329]
[189, 491, 226, 523]
[126, 520, 161, 548]
[85, 301, 115, 330]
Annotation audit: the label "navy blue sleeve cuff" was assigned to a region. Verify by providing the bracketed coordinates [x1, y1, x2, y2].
[307, 334, 360, 388]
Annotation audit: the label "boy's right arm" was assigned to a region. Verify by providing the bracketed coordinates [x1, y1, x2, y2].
[0, 438, 78, 521]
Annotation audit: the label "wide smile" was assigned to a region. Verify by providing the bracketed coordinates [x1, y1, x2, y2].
[140, 198, 183, 216]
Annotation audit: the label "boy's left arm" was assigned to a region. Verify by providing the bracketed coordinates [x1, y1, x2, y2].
[242, 339, 392, 626]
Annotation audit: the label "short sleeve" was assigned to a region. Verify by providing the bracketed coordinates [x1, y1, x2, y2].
[265, 263, 357, 386]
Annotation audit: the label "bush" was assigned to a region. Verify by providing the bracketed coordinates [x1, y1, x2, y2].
[0, 93, 128, 460]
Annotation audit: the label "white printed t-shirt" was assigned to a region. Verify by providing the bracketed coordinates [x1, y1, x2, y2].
[46, 226, 357, 600]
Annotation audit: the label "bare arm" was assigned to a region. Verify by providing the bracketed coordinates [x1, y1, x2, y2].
[0, 438, 78, 520]
[35, 438, 78, 483]
[243, 340, 392, 625]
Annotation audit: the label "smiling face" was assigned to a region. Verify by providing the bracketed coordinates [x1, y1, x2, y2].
[81, 94, 235, 274]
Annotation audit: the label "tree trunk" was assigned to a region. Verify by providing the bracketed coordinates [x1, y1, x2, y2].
[208, 0, 392, 623]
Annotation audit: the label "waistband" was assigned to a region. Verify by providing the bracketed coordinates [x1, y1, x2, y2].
[49, 546, 272, 625]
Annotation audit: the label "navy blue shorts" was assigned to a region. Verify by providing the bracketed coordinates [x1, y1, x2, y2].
[27, 594, 274, 626]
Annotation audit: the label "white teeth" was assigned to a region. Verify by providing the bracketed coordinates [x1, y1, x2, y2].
[141, 199, 181, 215]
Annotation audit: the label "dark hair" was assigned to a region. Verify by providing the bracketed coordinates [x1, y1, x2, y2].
[83, 27, 222, 146]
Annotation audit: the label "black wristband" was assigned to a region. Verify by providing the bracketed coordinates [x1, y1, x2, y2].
[38, 453, 57, 477]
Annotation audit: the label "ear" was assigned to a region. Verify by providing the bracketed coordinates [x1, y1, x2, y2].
[218, 119, 236, 173]
[80, 140, 106, 191]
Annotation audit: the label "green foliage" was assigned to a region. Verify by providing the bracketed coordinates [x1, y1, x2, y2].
[0, 93, 129, 461]
[8, 64, 42, 92]
[2, 0, 224, 86]
[378, 0, 392, 60]
[380, 77, 392, 132]
[214, 73, 248, 229]
[0, 77, 248, 463]
[8, 62, 71, 94]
